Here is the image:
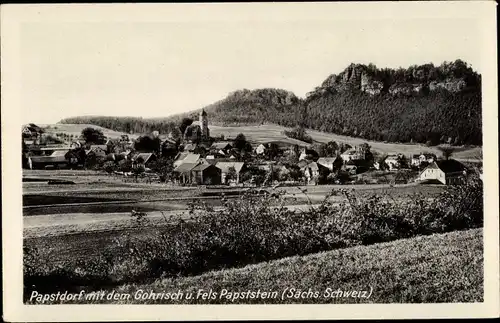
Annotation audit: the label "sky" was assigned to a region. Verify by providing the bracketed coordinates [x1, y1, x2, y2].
[12, 3, 487, 125]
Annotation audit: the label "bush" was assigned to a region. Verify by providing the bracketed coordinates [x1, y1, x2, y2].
[24, 173, 483, 299]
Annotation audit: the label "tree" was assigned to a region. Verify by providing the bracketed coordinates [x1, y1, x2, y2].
[179, 118, 194, 136]
[284, 126, 313, 143]
[135, 135, 161, 153]
[81, 127, 106, 144]
[148, 157, 175, 182]
[226, 166, 237, 183]
[438, 146, 455, 160]
[103, 161, 116, 174]
[233, 133, 251, 152]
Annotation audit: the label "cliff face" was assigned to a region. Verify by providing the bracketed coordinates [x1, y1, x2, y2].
[311, 60, 479, 97]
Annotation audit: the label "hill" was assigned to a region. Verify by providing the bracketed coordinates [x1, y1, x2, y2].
[40, 123, 139, 141]
[59, 59, 482, 146]
[56, 228, 483, 304]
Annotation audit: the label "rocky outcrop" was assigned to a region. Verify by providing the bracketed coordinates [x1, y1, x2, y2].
[316, 62, 477, 96]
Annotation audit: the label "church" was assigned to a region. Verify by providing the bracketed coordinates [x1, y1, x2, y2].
[182, 109, 210, 144]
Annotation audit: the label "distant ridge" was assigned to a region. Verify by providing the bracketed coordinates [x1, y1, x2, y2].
[60, 59, 482, 146]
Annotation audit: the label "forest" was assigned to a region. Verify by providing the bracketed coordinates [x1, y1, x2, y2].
[59, 59, 482, 146]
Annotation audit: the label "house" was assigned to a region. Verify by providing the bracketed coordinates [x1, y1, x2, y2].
[384, 154, 401, 170]
[340, 148, 364, 163]
[132, 152, 156, 168]
[173, 162, 199, 184]
[255, 144, 267, 155]
[29, 150, 70, 169]
[344, 164, 358, 175]
[418, 159, 467, 185]
[317, 157, 342, 171]
[183, 143, 196, 152]
[300, 161, 329, 185]
[215, 162, 245, 184]
[191, 163, 222, 185]
[411, 153, 437, 168]
[87, 145, 108, 157]
[210, 142, 233, 152]
[373, 161, 380, 170]
[298, 148, 319, 161]
[173, 152, 200, 168]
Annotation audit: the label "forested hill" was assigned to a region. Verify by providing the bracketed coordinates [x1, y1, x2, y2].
[59, 59, 482, 145]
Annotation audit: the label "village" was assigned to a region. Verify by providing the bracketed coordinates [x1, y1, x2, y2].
[22, 109, 471, 187]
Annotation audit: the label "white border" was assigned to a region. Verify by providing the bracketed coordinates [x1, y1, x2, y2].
[2, 2, 499, 321]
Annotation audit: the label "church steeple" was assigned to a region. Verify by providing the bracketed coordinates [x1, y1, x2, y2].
[199, 109, 209, 138]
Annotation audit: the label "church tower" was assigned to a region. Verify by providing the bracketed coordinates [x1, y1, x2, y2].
[199, 109, 209, 139]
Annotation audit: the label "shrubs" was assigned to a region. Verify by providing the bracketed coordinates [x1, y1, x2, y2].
[24, 175, 483, 299]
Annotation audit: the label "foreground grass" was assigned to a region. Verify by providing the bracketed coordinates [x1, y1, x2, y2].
[36, 228, 482, 304]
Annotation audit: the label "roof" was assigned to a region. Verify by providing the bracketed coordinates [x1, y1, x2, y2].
[436, 159, 466, 173]
[200, 109, 207, 116]
[302, 162, 319, 171]
[297, 160, 309, 168]
[162, 138, 177, 145]
[211, 142, 233, 149]
[341, 148, 357, 155]
[133, 153, 154, 164]
[90, 145, 107, 151]
[215, 162, 245, 173]
[183, 143, 198, 151]
[317, 157, 337, 164]
[51, 150, 68, 157]
[174, 162, 199, 173]
[192, 163, 218, 172]
[30, 155, 67, 163]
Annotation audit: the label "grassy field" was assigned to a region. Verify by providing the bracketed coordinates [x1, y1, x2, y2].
[41, 123, 139, 140]
[207, 124, 481, 159]
[32, 228, 482, 304]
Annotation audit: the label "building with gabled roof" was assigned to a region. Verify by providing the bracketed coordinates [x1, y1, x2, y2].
[418, 159, 467, 185]
[191, 163, 222, 185]
[215, 161, 245, 184]
[174, 152, 200, 168]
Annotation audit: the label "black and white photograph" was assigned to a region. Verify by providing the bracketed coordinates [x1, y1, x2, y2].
[2, 2, 499, 321]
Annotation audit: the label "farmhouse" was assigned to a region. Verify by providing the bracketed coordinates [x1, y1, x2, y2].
[255, 143, 267, 155]
[191, 163, 222, 185]
[411, 153, 436, 167]
[317, 157, 342, 171]
[173, 162, 199, 184]
[216, 162, 245, 184]
[211, 142, 233, 152]
[300, 161, 329, 185]
[174, 152, 200, 168]
[384, 154, 401, 170]
[29, 150, 71, 169]
[418, 159, 467, 185]
[298, 148, 319, 161]
[340, 148, 364, 163]
[132, 152, 157, 168]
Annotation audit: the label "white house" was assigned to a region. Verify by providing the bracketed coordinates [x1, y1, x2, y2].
[255, 144, 267, 155]
[340, 148, 363, 163]
[384, 154, 402, 170]
[411, 153, 436, 167]
[418, 160, 466, 185]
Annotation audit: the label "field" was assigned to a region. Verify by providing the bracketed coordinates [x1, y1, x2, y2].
[28, 228, 483, 304]
[40, 123, 139, 140]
